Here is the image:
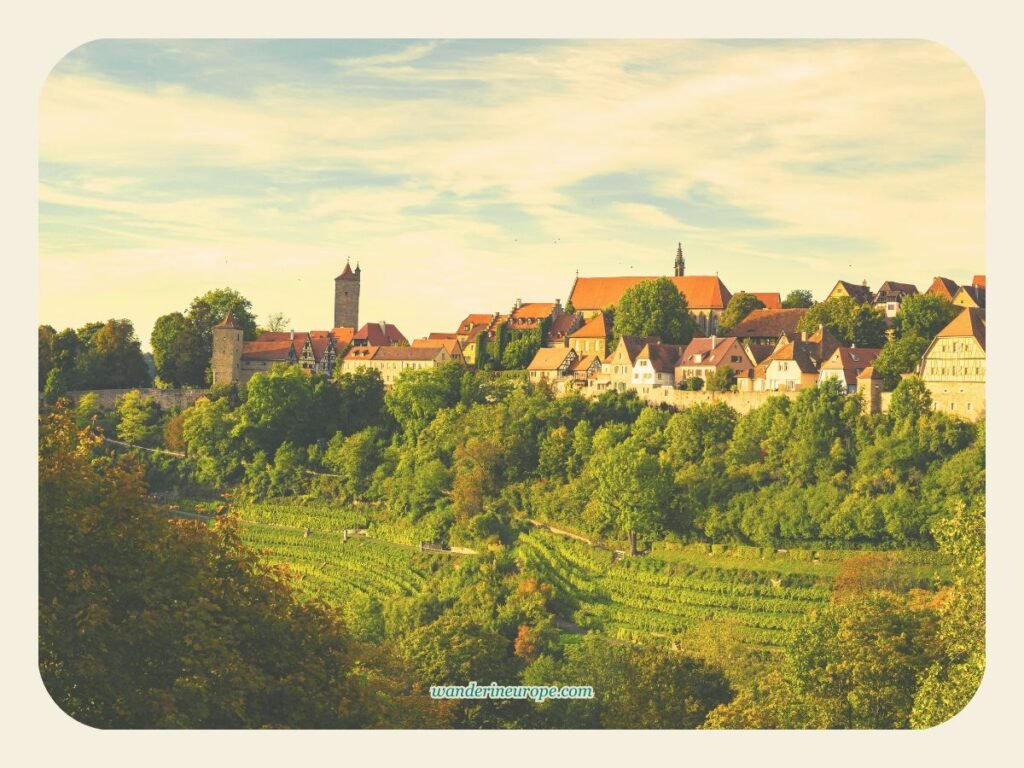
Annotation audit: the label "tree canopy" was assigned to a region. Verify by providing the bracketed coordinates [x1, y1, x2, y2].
[719, 293, 765, 333]
[612, 277, 695, 345]
[797, 297, 887, 348]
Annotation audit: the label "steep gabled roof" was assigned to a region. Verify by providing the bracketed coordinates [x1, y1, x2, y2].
[953, 284, 986, 308]
[528, 347, 576, 371]
[457, 313, 497, 335]
[412, 337, 463, 357]
[678, 336, 749, 368]
[937, 307, 986, 350]
[331, 327, 355, 347]
[806, 324, 842, 364]
[820, 346, 882, 387]
[750, 292, 783, 310]
[745, 343, 775, 364]
[511, 302, 557, 320]
[570, 312, 610, 339]
[728, 308, 807, 339]
[568, 275, 731, 311]
[354, 322, 408, 346]
[830, 280, 874, 303]
[765, 341, 819, 374]
[547, 312, 582, 342]
[927, 276, 960, 301]
[637, 342, 684, 373]
[611, 335, 662, 366]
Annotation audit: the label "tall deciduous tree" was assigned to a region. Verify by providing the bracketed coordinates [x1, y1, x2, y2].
[719, 293, 765, 332]
[798, 297, 887, 348]
[782, 289, 814, 308]
[594, 442, 671, 555]
[612, 277, 695, 345]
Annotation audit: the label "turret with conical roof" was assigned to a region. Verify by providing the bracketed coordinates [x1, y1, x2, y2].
[334, 257, 361, 328]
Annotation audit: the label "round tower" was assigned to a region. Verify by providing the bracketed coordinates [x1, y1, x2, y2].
[334, 259, 361, 329]
[212, 310, 243, 385]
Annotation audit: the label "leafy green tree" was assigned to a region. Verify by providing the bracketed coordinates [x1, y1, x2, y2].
[182, 396, 243, 486]
[323, 427, 385, 499]
[782, 289, 814, 309]
[594, 442, 671, 554]
[612, 277, 695, 345]
[911, 499, 985, 728]
[798, 297, 887, 348]
[719, 293, 765, 332]
[232, 365, 316, 453]
[114, 390, 162, 446]
[386, 361, 466, 438]
[678, 376, 704, 391]
[39, 405, 442, 728]
[706, 366, 737, 392]
[873, 333, 930, 390]
[889, 376, 933, 424]
[501, 334, 541, 370]
[81, 319, 151, 389]
[38, 325, 56, 390]
[897, 293, 959, 340]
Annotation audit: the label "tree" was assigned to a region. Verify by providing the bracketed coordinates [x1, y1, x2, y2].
[678, 376, 704, 391]
[38, 325, 56, 390]
[594, 442, 671, 554]
[719, 293, 765, 333]
[897, 293, 959, 340]
[612, 277, 695, 345]
[501, 334, 541, 370]
[798, 297, 887, 348]
[782, 289, 814, 309]
[39, 405, 440, 728]
[911, 499, 985, 727]
[264, 311, 291, 333]
[182, 396, 243, 486]
[706, 366, 737, 392]
[873, 333, 930, 390]
[114, 390, 162, 446]
[84, 319, 151, 389]
[889, 376, 933, 424]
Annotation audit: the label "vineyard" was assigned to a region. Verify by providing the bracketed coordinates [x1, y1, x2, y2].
[516, 530, 948, 650]
[172, 499, 951, 654]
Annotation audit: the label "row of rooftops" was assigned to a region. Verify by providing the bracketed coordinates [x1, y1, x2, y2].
[831, 275, 986, 309]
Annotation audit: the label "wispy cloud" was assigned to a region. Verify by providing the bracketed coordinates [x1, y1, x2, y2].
[39, 40, 983, 346]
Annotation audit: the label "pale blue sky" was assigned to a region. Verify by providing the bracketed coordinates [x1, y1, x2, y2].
[39, 39, 984, 347]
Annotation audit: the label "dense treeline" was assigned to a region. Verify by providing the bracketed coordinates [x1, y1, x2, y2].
[92, 359, 982, 552]
[39, 319, 151, 399]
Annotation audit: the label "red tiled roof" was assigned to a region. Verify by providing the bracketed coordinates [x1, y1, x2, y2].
[547, 312, 581, 341]
[857, 365, 880, 380]
[331, 327, 355, 347]
[412, 338, 463, 357]
[972, 274, 986, 288]
[927, 276, 960, 301]
[511, 302, 557, 320]
[428, 332, 458, 340]
[937, 307, 986, 350]
[354, 322, 408, 346]
[568, 275, 731, 311]
[336, 262, 357, 281]
[728, 308, 807, 339]
[241, 340, 296, 362]
[749, 292, 782, 310]
[369, 346, 445, 361]
[679, 336, 748, 368]
[457, 314, 496, 335]
[764, 341, 819, 374]
[821, 347, 882, 387]
[638, 342, 685, 373]
[570, 312, 610, 339]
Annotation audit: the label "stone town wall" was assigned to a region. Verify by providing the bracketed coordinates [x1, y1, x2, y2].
[64, 388, 211, 411]
[568, 384, 803, 414]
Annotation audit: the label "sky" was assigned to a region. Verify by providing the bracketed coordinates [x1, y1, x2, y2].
[38, 39, 984, 348]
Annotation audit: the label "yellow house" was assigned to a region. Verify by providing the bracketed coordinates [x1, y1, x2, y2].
[568, 312, 611, 359]
[599, 335, 660, 391]
[918, 307, 985, 419]
[340, 345, 452, 388]
[825, 280, 873, 303]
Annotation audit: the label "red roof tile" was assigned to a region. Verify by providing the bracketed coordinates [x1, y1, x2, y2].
[728, 308, 807, 339]
[354, 322, 408, 346]
[749, 292, 782, 310]
[568, 275, 731, 311]
[570, 312, 610, 339]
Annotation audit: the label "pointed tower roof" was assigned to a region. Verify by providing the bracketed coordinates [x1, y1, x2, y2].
[214, 310, 241, 330]
[336, 258, 357, 281]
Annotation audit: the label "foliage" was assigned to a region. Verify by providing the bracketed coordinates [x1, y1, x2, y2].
[719, 293, 765, 333]
[897, 293, 959, 340]
[38, 406, 442, 728]
[706, 366, 737, 392]
[40, 320, 151, 397]
[678, 376, 705, 391]
[798, 297, 887, 348]
[782, 289, 814, 309]
[612, 277, 695, 345]
[114, 390, 163, 446]
[889, 376, 933, 424]
[501, 334, 541, 370]
[873, 333, 930, 390]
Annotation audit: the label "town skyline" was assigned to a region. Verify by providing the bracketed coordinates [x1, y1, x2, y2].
[40, 39, 983, 349]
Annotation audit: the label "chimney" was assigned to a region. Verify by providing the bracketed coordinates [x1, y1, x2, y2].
[554, 298, 562, 314]
[800, 331, 808, 342]
[379, 321, 387, 335]
[290, 330, 295, 340]
[514, 298, 522, 309]
[711, 334, 717, 349]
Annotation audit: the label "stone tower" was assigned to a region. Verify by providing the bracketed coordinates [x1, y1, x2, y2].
[674, 242, 685, 277]
[211, 310, 243, 385]
[334, 259, 361, 329]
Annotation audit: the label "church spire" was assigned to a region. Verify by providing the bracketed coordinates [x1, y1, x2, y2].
[674, 242, 685, 277]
